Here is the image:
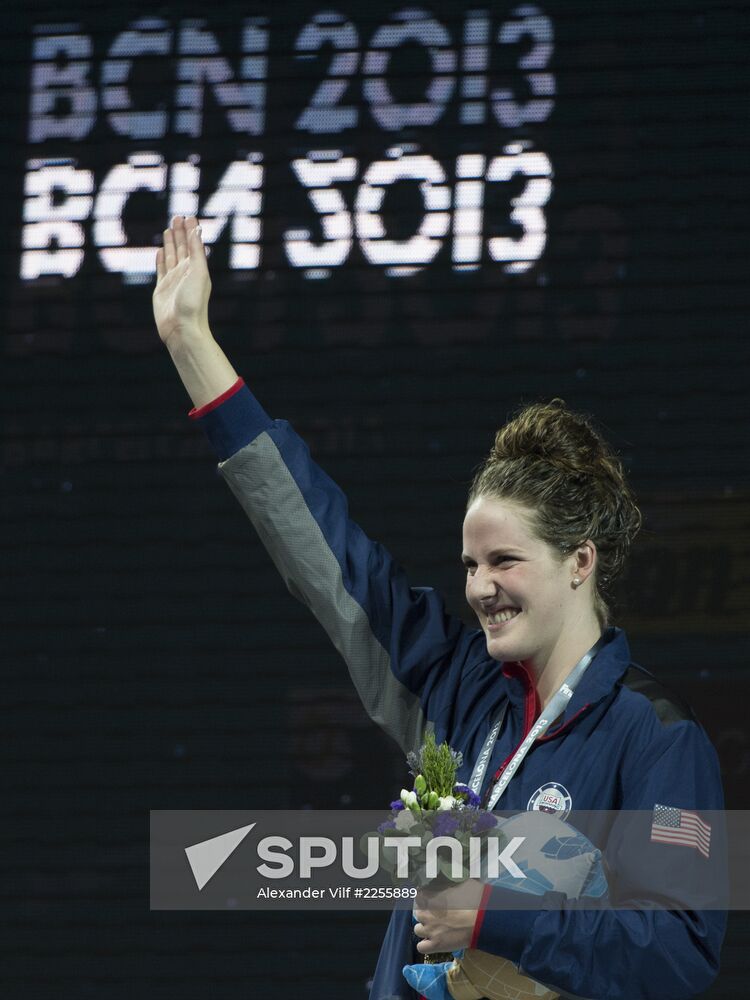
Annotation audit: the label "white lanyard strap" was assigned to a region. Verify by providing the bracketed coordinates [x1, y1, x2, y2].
[469, 629, 613, 811]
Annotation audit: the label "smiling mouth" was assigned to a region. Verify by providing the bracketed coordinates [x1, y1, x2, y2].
[486, 608, 521, 626]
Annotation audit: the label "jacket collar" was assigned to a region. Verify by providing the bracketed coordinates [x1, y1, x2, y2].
[501, 626, 631, 737]
[572, 625, 631, 706]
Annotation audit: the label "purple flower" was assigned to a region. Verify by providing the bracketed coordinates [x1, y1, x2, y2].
[453, 784, 481, 808]
[390, 800, 405, 811]
[378, 820, 397, 833]
[471, 811, 498, 833]
[431, 812, 460, 837]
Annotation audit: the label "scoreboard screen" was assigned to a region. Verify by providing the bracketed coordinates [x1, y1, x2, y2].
[20, 6, 555, 283]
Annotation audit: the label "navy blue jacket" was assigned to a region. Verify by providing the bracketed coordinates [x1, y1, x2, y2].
[194, 381, 725, 1000]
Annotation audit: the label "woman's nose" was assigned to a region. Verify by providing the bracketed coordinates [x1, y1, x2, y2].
[468, 566, 497, 600]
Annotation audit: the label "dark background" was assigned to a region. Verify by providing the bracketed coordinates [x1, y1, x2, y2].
[2, 0, 748, 996]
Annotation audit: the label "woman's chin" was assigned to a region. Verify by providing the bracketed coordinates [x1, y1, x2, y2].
[485, 631, 523, 661]
[487, 610, 533, 655]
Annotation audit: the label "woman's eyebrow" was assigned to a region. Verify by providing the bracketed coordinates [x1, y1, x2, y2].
[461, 548, 523, 564]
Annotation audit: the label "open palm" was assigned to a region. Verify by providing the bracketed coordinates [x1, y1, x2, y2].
[152, 215, 212, 347]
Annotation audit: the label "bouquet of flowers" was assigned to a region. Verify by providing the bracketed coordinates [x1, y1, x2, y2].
[374, 732, 607, 1000]
[378, 731, 506, 890]
[375, 730, 502, 897]
[370, 731, 503, 966]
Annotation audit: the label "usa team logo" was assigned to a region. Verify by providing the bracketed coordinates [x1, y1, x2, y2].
[527, 782, 572, 820]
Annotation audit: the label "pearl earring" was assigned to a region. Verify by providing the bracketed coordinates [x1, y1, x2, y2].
[572, 577, 582, 587]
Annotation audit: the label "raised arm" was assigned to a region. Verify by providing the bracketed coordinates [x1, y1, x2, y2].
[152, 217, 480, 753]
[152, 215, 237, 408]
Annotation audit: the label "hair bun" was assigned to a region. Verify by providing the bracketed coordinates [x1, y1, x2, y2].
[490, 398, 606, 480]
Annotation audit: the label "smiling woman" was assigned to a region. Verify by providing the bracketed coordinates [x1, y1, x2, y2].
[153, 216, 726, 1000]
[461, 400, 642, 709]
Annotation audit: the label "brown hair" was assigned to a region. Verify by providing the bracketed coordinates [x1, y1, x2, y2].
[466, 398, 642, 628]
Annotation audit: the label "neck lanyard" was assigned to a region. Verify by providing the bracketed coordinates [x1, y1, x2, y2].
[468, 629, 613, 811]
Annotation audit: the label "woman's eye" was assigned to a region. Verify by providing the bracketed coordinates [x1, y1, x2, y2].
[464, 560, 514, 573]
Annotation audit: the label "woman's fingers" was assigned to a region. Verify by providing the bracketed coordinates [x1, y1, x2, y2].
[173, 215, 188, 262]
[163, 225, 177, 270]
[413, 921, 428, 950]
[157, 216, 203, 283]
[415, 932, 436, 955]
[185, 215, 208, 268]
[187, 217, 206, 263]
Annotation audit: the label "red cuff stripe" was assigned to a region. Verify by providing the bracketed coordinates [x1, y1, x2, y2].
[188, 377, 245, 419]
[469, 882, 493, 950]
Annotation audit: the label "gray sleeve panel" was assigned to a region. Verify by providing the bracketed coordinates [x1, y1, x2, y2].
[218, 432, 428, 754]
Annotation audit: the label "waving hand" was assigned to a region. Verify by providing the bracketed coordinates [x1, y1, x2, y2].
[152, 215, 238, 409]
[153, 215, 211, 349]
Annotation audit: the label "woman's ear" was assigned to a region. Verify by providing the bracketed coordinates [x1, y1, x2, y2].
[572, 540, 597, 585]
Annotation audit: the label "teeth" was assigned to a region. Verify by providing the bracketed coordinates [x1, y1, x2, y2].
[488, 609, 520, 624]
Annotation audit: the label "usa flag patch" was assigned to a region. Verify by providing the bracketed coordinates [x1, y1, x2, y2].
[651, 804, 711, 859]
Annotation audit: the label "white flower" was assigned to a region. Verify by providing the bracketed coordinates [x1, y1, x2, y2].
[437, 795, 457, 811]
[400, 789, 418, 809]
[395, 809, 418, 831]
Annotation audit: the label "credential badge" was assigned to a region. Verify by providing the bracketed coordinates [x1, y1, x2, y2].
[527, 782, 572, 820]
